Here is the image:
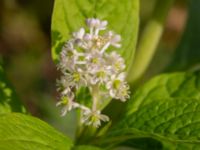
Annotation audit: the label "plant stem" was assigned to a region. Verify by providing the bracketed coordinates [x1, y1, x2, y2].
[75, 85, 99, 144]
[127, 0, 175, 83]
[92, 85, 99, 111]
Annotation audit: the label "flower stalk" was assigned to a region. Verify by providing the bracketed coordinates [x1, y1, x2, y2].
[91, 85, 99, 111]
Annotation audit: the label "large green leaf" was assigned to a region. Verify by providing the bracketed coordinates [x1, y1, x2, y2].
[109, 98, 200, 149]
[0, 66, 26, 114]
[51, 0, 139, 69]
[105, 71, 200, 149]
[166, 0, 200, 71]
[127, 71, 200, 114]
[0, 113, 73, 150]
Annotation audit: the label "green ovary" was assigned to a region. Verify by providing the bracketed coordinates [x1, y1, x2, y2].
[97, 71, 105, 78]
[113, 80, 121, 89]
[73, 73, 81, 82]
[61, 96, 69, 105]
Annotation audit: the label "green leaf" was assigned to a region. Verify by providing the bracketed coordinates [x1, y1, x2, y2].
[51, 0, 139, 69]
[73, 145, 102, 150]
[0, 66, 26, 114]
[127, 71, 200, 114]
[105, 71, 200, 149]
[166, 0, 200, 71]
[0, 113, 73, 150]
[108, 98, 200, 149]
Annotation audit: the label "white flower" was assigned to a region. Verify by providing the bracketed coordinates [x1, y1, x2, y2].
[56, 77, 74, 95]
[73, 28, 85, 39]
[86, 18, 107, 31]
[58, 41, 79, 70]
[63, 68, 87, 89]
[56, 94, 79, 116]
[81, 110, 109, 128]
[106, 51, 126, 73]
[107, 72, 130, 101]
[90, 66, 111, 85]
[57, 82, 70, 97]
[115, 83, 130, 101]
[102, 31, 121, 51]
[83, 33, 93, 41]
[86, 18, 99, 28]
[106, 31, 121, 48]
[86, 18, 108, 37]
[99, 31, 121, 54]
[86, 50, 103, 71]
[84, 50, 111, 84]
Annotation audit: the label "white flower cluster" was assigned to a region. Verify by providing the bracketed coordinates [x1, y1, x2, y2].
[56, 18, 130, 128]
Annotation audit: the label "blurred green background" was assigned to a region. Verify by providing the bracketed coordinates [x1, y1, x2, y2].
[0, 0, 199, 142]
[0, 0, 76, 139]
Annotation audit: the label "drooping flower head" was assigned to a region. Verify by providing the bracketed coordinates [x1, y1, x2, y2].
[56, 18, 130, 127]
